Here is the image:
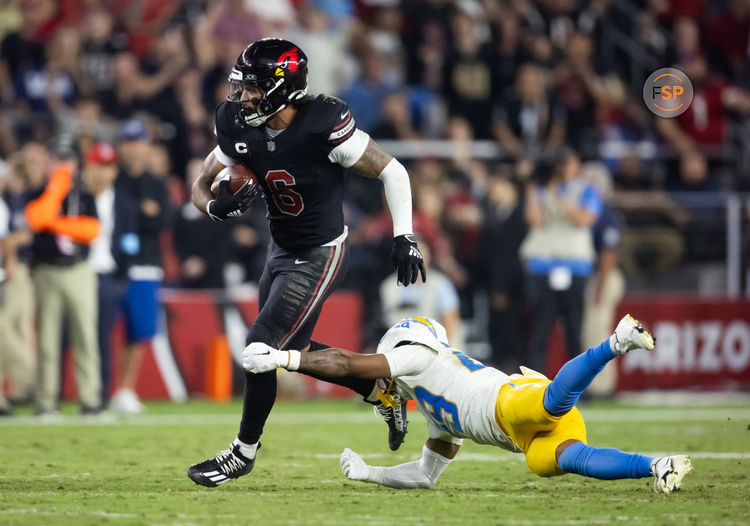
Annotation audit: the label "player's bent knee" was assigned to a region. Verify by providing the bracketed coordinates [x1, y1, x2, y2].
[555, 439, 582, 463]
[526, 438, 570, 477]
[246, 320, 281, 347]
[525, 449, 565, 477]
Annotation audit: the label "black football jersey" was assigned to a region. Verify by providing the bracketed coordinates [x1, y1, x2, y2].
[215, 94, 357, 251]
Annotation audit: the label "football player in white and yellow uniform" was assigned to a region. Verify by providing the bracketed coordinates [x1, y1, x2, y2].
[243, 315, 693, 494]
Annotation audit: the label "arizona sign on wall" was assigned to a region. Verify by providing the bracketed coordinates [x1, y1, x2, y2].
[615, 297, 750, 391]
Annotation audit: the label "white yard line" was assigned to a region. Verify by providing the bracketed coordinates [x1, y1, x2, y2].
[1, 406, 749, 427]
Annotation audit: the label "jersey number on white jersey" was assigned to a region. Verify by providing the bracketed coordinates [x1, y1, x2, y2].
[414, 386, 463, 433]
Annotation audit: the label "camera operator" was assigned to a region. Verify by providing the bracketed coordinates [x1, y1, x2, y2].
[520, 149, 602, 373]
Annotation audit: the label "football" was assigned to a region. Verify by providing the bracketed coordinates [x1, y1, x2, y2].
[211, 164, 257, 196]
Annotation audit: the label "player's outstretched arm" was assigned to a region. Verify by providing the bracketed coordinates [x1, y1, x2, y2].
[349, 139, 426, 285]
[243, 342, 392, 379]
[340, 439, 459, 489]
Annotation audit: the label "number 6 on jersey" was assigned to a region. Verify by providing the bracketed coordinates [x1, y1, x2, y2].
[266, 170, 304, 216]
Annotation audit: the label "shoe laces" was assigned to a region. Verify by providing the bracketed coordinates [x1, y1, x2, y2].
[216, 448, 246, 475]
[375, 403, 393, 422]
[376, 394, 406, 432]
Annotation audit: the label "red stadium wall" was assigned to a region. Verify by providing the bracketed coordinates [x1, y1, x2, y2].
[543, 297, 750, 391]
[62, 290, 363, 401]
[62, 293, 750, 400]
[614, 297, 750, 391]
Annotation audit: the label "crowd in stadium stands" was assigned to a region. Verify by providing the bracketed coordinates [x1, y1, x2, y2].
[0, 0, 749, 412]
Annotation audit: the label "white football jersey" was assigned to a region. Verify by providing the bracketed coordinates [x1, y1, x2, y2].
[377, 317, 519, 452]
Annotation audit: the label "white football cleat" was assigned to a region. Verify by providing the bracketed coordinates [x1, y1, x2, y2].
[610, 314, 655, 355]
[651, 455, 693, 494]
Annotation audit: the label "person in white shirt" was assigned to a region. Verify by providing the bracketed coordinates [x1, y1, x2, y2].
[243, 315, 693, 495]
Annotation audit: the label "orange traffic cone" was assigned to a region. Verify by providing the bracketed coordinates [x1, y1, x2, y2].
[205, 334, 232, 401]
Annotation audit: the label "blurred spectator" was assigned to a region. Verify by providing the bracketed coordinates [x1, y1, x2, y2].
[706, 0, 750, 83]
[656, 55, 750, 155]
[0, 174, 11, 415]
[6, 24, 78, 116]
[283, 4, 350, 96]
[477, 168, 527, 371]
[370, 91, 421, 140]
[581, 162, 625, 397]
[666, 16, 702, 66]
[669, 152, 724, 264]
[489, 11, 526, 93]
[0, 152, 36, 409]
[520, 149, 602, 373]
[380, 241, 463, 349]
[339, 50, 396, 132]
[84, 143, 139, 407]
[599, 96, 658, 175]
[25, 136, 101, 416]
[669, 151, 717, 193]
[493, 63, 566, 160]
[400, 0, 449, 87]
[552, 31, 609, 158]
[111, 120, 172, 414]
[110, 0, 179, 59]
[442, 6, 496, 138]
[77, 6, 128, 102]
[173, 158, 231, 288]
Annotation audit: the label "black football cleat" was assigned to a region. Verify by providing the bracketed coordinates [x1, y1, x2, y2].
[375, 397, 408, 451]
[188, 441, 260, 487]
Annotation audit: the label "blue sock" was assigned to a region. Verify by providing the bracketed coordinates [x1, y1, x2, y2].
[557, 441, 653, 480]
[543, 339, 616, 416]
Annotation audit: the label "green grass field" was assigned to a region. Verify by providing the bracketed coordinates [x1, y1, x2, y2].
[1, 399, 749, 525]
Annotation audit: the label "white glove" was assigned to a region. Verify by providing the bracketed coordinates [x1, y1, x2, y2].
[340, 448, 370, 482]
[242, 342, 300, 373]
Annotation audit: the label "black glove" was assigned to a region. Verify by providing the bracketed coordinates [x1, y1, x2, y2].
[206, 180, 257, 221]
[391, 234, 427, 286]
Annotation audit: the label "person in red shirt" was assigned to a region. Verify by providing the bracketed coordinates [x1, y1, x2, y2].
[656, 54, 750, 153]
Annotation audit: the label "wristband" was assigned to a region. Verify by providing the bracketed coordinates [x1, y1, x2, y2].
[287, 350, 301, 371]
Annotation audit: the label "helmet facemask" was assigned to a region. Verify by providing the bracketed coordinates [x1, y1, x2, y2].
[227, 70, 307, 127]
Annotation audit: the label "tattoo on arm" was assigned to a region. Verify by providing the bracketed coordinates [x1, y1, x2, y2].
[350, 139, 393, 179]
[299, 349, 351, 377]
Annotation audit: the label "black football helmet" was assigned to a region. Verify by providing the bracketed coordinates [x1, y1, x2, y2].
[227, 38, 309, 127]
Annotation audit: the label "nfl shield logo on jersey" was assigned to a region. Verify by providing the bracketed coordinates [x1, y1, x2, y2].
[267, 140, 275, 152]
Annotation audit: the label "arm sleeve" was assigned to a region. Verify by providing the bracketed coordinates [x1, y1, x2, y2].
[24, 167, 72, 231]
[212, 145, 235, 166]
[381, 343, 435, 377]
[328, 129, 369, 168]
[43, 216, 100, 244]
[365, 445, 453, 489]
[378, 158, 413, 237]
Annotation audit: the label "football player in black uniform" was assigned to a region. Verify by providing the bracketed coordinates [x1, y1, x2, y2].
[187, 39, 426, 487]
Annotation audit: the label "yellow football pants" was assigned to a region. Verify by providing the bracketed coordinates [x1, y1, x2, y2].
[495, 377, 587, 477]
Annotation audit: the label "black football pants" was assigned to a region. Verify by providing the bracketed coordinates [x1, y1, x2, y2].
[237, 236, 375, 444]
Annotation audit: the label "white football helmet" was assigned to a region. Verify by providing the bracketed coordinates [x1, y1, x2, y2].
[377, 316, 450, 355]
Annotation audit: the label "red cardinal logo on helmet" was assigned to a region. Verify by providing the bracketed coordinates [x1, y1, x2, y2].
[277, 49, 300, 72]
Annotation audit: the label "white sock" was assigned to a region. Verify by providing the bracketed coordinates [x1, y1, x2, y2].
[233, 438, 259, 460]
[609, 334, 619, 354]
[649, 457, 662, 475]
